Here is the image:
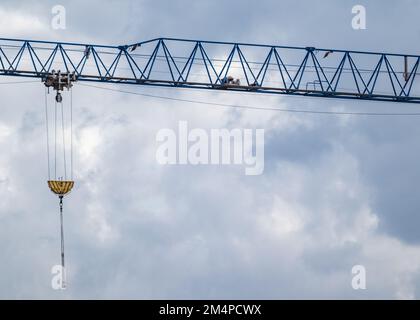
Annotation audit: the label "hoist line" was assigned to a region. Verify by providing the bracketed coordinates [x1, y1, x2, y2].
[70, 89, 73, 181]
[60, 101, 67, 180]
[54, 100, 57, 178]
[59, 195, 66, 288]
[44, 87, 51, 180]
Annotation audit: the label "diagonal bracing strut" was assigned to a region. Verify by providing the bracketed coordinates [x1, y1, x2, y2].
[0, 37, 420, 103]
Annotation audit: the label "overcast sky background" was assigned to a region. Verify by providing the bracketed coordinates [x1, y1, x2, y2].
[1, 0, 420, 299]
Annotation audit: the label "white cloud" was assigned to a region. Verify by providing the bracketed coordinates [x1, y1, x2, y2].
[0, 7, 47, 36]
[1, 0, 420, 299]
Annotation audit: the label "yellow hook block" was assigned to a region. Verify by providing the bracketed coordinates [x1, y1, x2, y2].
[48, 180, 74, 196]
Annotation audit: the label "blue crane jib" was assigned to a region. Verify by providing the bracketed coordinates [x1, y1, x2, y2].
[0, 37, 419, 103]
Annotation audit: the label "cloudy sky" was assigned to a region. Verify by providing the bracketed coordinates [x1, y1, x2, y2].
[1, 0, 420, 299]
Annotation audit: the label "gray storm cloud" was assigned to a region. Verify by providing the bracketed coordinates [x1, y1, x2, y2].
[1, 0, 420, 299]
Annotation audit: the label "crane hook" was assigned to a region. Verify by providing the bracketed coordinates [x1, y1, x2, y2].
[56, 92, 63, 103]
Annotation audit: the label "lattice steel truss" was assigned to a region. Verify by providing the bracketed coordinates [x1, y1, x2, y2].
[1, 37, 419, 103]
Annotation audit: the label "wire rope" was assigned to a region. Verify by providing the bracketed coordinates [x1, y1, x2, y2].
[78, 82, 420, 117]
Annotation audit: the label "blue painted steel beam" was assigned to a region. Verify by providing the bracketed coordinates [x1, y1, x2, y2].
[0, 37, 420, 103]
